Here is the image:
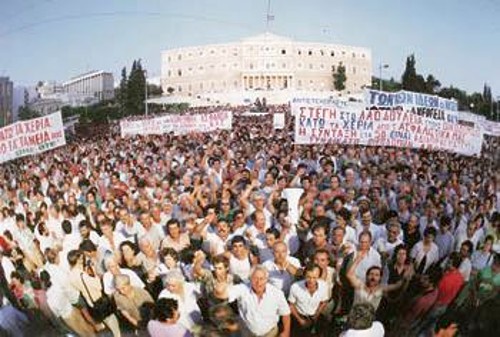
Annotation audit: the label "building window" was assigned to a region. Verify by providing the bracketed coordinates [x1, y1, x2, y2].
[178, 70, 182, 77]
[298, 80, 302, 87]
[308, 50, 312, 56]
[362, 53, 366, 58]
[281, 49, 286, 55]
[210, 50, 215, 54]
[298, 50, 302, 55]
[199, 66, 204, 71]
[250, 63, 254, 69]
[342, 51, 346, 55]
[353, 67, 356, 74]
[234, 80, 238, 87]
[222, 49, 226, 54]
[266, 63, 270, 69]
[233, 63, 238, 68]
[178, 86, 182, 92]
[352, 52, 356, 58]
[168, 70, 171, 77]
[332, 65, 336, 72]
[177, 54, 182, 61]
[298, 63, 302, 68]
[200, 83, 203, 89]
[188, 84, 192, 90]
[282, 63, 286, 68]
[331, 51, 335, 57]
[168, 56, 171, 62]
[309, 64, 313, 69]
[320, 64, 324, 69]
[320, 50, 325, 56]
[188, 67, 192, 72]
[188, 52, 192, 57]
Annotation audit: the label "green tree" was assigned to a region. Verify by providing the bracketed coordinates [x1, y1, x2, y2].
[333, 62, 347, 91]
[18, 106, 41, 120]
[147, 84, 163, 97]
[117, 66, 128, 116]
[125, 60, 146, 115]
[401, 54, 425, 92]
[425, 74, 441, 94]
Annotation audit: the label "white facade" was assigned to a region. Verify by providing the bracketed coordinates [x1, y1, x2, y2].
[62, 70, 114, 101]
[161, 33, 372, 99]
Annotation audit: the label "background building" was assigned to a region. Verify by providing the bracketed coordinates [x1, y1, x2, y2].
[62, 70, 115, 101]
[0, 77, 14, 126]
[160, 33, 372, 104]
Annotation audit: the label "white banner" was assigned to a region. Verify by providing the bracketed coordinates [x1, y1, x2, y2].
[120, 111, 233, 137]
[292, 101, 483, 156]
[0, 111, 66, 164]
[273, 113, 285, 129]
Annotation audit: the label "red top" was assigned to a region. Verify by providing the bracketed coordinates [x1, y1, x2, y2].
[436, 269, 464, 306]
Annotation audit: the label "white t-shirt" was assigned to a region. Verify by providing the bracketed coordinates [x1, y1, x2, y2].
[340, 321, 385, 337]
[229, 254, 252, 281]
[158, 282, 202, 330]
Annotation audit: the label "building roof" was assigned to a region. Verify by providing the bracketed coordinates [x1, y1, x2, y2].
[241, 32, 292, 44]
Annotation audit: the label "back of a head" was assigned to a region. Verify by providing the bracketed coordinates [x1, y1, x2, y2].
[347, 303, 376, 331]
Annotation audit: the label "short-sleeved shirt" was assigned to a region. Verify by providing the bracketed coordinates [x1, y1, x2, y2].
[288, 280, 329, 316]
[228, 283, 291, 336]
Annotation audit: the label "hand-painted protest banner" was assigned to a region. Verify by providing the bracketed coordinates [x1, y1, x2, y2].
[273, 113, 285, 129]
[292, 100, 483, 156]
[365, 89, 459, 123]
[0, 111, 66, 164]
[120, 111, 232, 137]
[481, 120, 500, 137]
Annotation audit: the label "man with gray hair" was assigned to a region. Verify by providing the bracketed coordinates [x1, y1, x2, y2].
[113, 274, 154, 330]
[340, 303, 384, 337]
[226, 265, 291, 337]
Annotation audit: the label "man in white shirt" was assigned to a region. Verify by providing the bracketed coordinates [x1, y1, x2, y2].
[354, 231, 382, 282]
[263, 241, 302, 296]
[288, 264, 329, 335]
[356, 210, 383, 244]
[228, 265, 291, 337]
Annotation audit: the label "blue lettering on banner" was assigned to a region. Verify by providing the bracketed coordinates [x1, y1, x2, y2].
[366, 89, 457, 111]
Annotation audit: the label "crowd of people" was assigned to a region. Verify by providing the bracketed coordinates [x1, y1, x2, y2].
[0, 103, 499, 337]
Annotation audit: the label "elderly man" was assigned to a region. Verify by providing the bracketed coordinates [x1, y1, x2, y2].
[227, 265, 291, 337]
[113, 274, 154, 330]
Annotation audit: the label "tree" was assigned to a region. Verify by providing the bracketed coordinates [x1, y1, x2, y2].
[18, 106, 41, 121]
[333, 62, 347, 91]
[117, 67, 128, 116]
[125, 59, 146, 115]
[425, 74, 441, 94]
[147, 84, 163, 97]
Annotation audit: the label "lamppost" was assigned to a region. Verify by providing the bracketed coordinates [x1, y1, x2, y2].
[144, 69, 148, 116]
[379, 63, 389, 91]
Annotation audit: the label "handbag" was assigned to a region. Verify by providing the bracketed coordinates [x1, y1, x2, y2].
[80, 273, 116, 322]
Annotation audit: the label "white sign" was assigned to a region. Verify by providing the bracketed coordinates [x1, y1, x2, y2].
[0, 111, 66, 164]
[120, 111, 233, 137]
[273, 113, 285, 129]
[292, 101, 483, 156]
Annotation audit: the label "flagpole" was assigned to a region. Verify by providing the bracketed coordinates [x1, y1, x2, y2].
[266, 0, 272, 31]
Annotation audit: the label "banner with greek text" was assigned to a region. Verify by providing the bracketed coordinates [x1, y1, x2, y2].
[365, 89, 459, 123]
[120, 111, 233, 137]
[0, 111, 66, 164]
[292, 101, 483, 156]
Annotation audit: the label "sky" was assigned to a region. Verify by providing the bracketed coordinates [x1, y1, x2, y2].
[0, 0, 499, 97]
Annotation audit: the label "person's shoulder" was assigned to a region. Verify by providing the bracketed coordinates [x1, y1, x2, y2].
[287, 256, 301, 267]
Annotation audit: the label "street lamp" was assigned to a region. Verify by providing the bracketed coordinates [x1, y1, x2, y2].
[379, 63, 389, 91]
[144, 70, 148, 116]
